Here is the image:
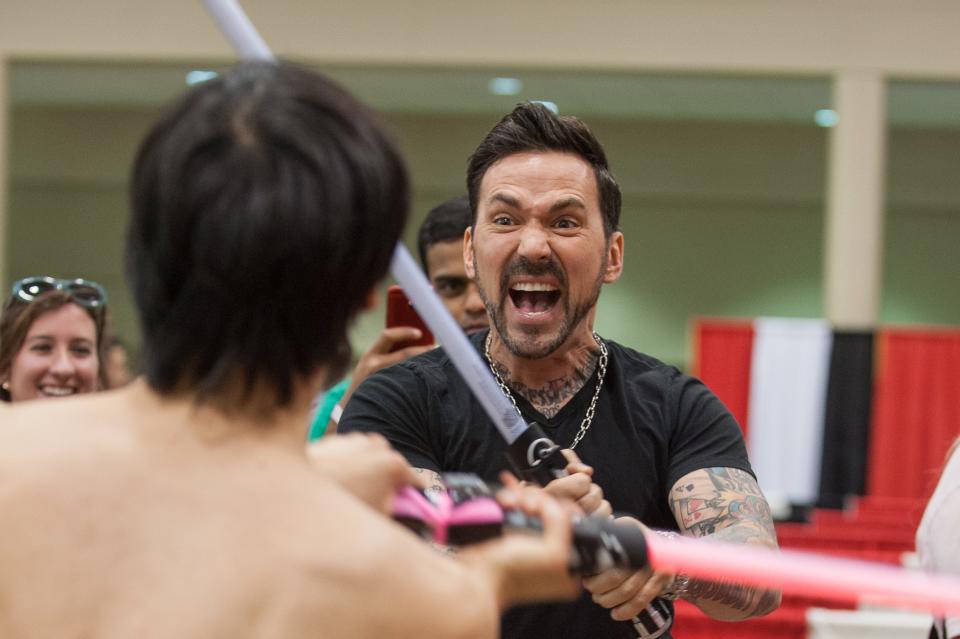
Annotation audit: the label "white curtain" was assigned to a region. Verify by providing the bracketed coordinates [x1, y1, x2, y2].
[747, 317, 833, 506]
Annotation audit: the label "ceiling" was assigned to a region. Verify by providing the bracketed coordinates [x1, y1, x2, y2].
[10, 61, 960, 128]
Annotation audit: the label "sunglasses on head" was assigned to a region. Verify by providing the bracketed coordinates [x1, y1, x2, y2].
[11, 276, 108, 309]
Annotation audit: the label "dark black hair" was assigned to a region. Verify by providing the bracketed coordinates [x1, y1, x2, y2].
[466, 102, 621, 236]
[416, 195, 472, 272]
[126, 61, 409, 408]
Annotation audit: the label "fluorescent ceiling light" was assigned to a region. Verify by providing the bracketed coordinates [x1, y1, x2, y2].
[186, 70, 219, 86]
[815, 108, 839, 127]
[488, 77, 523, 96]
[532, 100, 559, 114]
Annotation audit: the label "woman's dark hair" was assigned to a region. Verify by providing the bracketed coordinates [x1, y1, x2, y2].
[126, 61, 409, 408]
[466, 102, 621, 236]
[0, 291, 109, 401]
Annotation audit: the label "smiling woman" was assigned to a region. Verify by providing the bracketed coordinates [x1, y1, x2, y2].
[0, 278, 110, 402]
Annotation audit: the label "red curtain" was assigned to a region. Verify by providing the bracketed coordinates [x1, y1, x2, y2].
[867, 328, 960, 500]
[691, 319, 754, 437]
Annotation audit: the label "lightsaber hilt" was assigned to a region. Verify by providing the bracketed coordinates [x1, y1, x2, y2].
[502, 435, 674, 638]
[504, 421, 568, 485]
[403, 473, 650, 572]
[396, 474, 673, 637]
[499, 507, 650, 573]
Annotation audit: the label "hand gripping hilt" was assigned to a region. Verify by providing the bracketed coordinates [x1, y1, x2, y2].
[392, 473, 673, 638]
[504, 423, 674, 638]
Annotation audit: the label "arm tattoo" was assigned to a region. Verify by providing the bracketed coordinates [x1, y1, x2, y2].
[684, 579, 754, 610]
[492, 352, 597, 419]
[683, 578, 780, 616]
[412, 469, 456, 556]
[670, 467, 777, 541]
[668, 467, 781, 617]
[412, 467, 445, 501]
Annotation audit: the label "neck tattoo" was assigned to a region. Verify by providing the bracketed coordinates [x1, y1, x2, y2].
[484, 331, 608, 449]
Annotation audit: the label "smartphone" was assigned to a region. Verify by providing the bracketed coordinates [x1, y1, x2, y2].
[386, 285, 435, 352]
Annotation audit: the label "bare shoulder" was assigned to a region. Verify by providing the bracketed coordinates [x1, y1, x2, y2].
[248, 478, 495, 639]
[0, 394, 497, 639]
[0, 391, 134, 481]
[0, 391, 144, 564]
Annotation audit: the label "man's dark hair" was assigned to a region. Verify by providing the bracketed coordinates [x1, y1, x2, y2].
[466, 102, 621, 236]
[126, 61, 408, 409]
[416, 195, 472, 272]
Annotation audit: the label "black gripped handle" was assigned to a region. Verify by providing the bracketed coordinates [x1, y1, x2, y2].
[441, 473, 651, 573]
[500, 509, 650, 574]
[502, 424, 674, 639]
[504, 421, 568, 485]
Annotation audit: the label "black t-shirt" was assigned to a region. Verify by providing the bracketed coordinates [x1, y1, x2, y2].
[340, 329, 752, 639]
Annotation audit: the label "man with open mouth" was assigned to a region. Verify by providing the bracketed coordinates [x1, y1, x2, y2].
[341, 102, 781, 638]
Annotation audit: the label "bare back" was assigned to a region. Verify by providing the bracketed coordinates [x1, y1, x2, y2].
[0, 387, 497, 639]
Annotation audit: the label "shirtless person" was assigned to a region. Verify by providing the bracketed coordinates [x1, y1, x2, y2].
[0, 61, 577, 638]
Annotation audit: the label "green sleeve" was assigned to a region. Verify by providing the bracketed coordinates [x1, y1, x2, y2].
[307, 378, 350, 442]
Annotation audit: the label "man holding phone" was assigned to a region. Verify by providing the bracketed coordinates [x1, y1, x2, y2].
[417, 195, 489, 335]
[308, 195, 488, 439]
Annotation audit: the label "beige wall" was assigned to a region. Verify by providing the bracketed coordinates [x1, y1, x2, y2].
[0, 59, 8, 290]
[3, 1, 960, 367]
[9, 99, 960, 365]
[7, 106, 826, 363]
[3, 1, 960, 78]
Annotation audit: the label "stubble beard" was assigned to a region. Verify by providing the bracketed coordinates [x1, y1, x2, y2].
[474, 253, 606, 360]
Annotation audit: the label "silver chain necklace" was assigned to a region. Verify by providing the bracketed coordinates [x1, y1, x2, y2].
[484, 331, 608, 450]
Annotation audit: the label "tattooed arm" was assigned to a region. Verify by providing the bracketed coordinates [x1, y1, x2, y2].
[412, 467, 446, 501]
[668, 467, 781, 620]
[410, 468, 460, 556]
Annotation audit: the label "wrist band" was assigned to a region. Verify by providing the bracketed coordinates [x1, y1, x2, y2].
[654, 530, 691, 601]
[661, 572, 691, 601]
[330, 402, 344, 424]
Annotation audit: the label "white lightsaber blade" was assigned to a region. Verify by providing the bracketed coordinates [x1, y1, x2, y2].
[389, 246, 529, 443]
[201, 0, 273, 61]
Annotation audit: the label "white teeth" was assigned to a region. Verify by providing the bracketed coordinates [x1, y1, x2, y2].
[511, 282, 557, 292]
[40, 387, 75, 397]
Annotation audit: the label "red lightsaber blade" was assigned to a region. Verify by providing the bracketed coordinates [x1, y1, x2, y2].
[646, 531, 960, 616]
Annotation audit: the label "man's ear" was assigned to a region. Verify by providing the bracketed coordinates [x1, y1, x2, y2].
[464, 227, 476, 279]
[603, 231, 624, 284]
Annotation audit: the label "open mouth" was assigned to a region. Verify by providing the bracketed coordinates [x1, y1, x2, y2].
[508, 282, 561, 315]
